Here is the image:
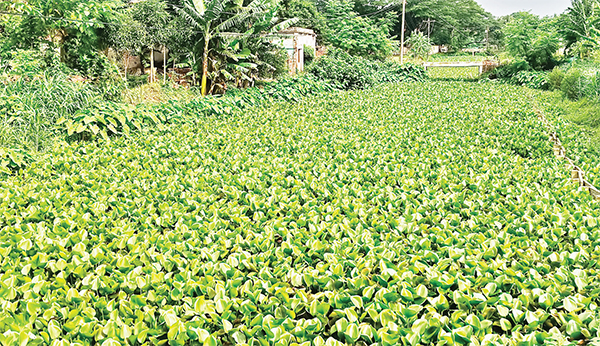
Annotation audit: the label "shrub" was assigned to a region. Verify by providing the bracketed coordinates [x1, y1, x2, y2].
[254, 42, 289, 80]
[320, 0, 396, 60]
[511, 71, 549, 90]
[307, 49, 374, 89]
[561, 69, 583, 100]
[57, 101, 174, 141]
[581, 72, 600, 100]
[307, 48, 426, 90]
[406, 31, 431, 60]
[548, 67, 565, 90]
[304, 44, 315, 66]
[490, 60, 531, 80]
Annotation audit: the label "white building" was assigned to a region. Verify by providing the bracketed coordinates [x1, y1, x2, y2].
[272, 27, 317, 74]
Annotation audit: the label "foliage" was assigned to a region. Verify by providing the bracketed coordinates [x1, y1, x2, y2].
[5, 49, 62, 77]
[548, 67, 566, 90]
[0, 147, 31, 174]
[511, 71, 550, 90]
[214, 6, 298, 86]
[502, 12, 560, 70]
[0, 68, 106, 152]
[55, 76, 335, 140]
[406, 30, 431, 60]
[2, 81, 600, 346]
[561, 69, 584, 100]
[226, 75, 336, 104]
[304, 44, 315, 66]
[9, 0, 118, 72]
[319, 0, 396, 60]
[307, 48, 426, 90]
[406, 0, 496, 48]
[560, 0, 600, 57]
[278, 0, 327, 39]
[57, 101, 174, 141]
[177, 0, 275, 95]
[490, 60, 531, 80]
[535, 89, 600, 185]
[563, 97, 600, 127]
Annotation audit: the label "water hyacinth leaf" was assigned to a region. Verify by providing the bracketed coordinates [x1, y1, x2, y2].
[343, 324, 359, 343]
[48, 321, 61, 340]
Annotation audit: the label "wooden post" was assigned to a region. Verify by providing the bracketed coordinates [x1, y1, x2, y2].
[150, 48, 154, 83]
[124, 52, 128, 80]
[163, 47, 167, 85]
[292, 34, 298, 74]
[400, 0, 406, 64]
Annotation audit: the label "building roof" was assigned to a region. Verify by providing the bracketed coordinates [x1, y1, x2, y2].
[277, 27, 316, 37]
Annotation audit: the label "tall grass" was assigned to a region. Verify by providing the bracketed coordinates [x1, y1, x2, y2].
[0, 71, 103, 152]
[122, 82, 201, 105]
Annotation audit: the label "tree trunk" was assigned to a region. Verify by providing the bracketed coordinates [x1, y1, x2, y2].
[201, 34, 210, 96]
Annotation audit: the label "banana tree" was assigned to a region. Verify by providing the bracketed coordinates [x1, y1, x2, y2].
[177, 0, 268, 95]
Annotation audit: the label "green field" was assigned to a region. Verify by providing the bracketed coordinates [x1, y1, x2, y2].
[1, 81, 599, 346]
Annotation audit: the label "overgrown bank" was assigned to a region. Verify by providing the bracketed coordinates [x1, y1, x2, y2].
[0, 51, 426, 173]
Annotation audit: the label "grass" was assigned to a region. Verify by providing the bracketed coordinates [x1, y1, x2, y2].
[0, 71, 103, 152]
[534, 90, 600, 186]
[122, 82, 201, 105]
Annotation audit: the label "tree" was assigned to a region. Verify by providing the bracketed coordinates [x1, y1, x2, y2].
[406, 30, 431, 60]
[209, 5, 298, 89]
[503, 12, 560, 70]
[278, 0, 326, 39]
[318, 0, 396, 60]
[404, 0, 495, 49]
[560, 0, 600, 57]
[9, 0, 117, 66]
[177, 0, 267, 95]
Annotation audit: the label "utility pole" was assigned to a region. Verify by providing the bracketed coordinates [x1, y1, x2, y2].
[486, 26, 490, 50]
[400, 0, 406, 64]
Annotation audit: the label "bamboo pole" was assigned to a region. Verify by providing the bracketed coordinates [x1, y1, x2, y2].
[400, 0, 406, 64]
[150, 48, 155, 83]
[163, 46, 167, 85]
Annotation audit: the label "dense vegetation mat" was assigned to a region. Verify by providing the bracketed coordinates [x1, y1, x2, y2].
[0, 82, 599, 346]
[533, 91, 600, 188]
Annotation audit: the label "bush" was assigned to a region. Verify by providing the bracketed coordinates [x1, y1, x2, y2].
[561, 69, 583, 100]
[320, 0, 396, 60]
[490, 60, 531, 80]
[548, 67, 565, 90]
[304, 45, 315, 66]
[254, 42, 289, 80]
[307, 48, 426, 90]
[406, 31, 431, 60]
[511, 71, 549, 90]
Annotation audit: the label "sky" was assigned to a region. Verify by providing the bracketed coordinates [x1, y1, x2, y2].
[475, 0, 572, 17]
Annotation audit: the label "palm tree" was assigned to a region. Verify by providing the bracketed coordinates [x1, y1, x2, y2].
[177, 0, 268, 95]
